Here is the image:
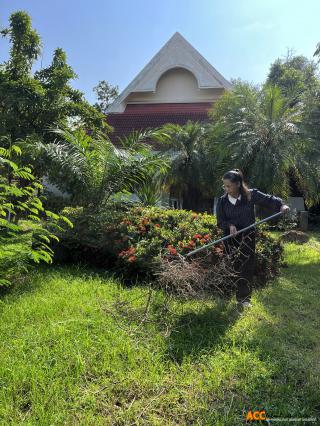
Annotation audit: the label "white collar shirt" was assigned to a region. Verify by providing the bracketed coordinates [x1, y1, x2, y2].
[228, 193, 241, 205]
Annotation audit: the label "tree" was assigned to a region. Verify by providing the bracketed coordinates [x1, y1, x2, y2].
[28, 127, 171, 209]
[207, 80, 320, 206]
[0, 11, 41, 79]
[0, 142, 72, 286]
[117, 130, 171, 207]
[93, 80, 119, 113]
[158, 121, 212, 211]
[266, 51, 320, 105]
[0, 11, 107, 150]
[266, 52, 320, 202]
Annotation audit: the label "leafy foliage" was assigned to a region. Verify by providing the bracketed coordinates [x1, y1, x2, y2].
[0, 11, 41, 79]
[0, 144, 72, 286]
[207, 81, 320, 205]
[158, 121, 213, 210]
[267, 52, 320, 105]
[93, 80, 119, 113]
[56, 204, 284, 287]
[29, 127, 172, 208]
[0, 11, 107, 150]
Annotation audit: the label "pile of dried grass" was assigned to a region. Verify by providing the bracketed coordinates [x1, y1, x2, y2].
[154, 246, 242, 300]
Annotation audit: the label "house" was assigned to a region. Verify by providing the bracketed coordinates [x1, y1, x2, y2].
[106, 32, 231, 210]
[107, 32, 231, 145]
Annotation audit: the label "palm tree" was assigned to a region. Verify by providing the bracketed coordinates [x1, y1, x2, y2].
[299, 88, 320, 205]
[127, 169, 169, 207]
[27, 126, 171, 209]
[159, 121, 212, 211]
[207, 80, 320, 206]
[110, 128, 171, 207]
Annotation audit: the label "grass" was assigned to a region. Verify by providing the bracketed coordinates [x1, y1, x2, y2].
[0, 231, 319, 424]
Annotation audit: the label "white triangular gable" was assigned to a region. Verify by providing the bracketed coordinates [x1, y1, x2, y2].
[107, 32, 231, 113]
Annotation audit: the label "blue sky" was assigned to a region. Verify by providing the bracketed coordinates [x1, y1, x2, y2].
[1, 0, 319, 104]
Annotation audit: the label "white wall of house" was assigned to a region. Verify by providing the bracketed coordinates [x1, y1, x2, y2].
[126, 68, 224, 104]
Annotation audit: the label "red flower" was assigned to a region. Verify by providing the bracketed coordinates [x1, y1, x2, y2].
[193, 234, 202, 239]
[204, 234, 210, 239]
[168, 247, 177, 255]
[155, 224, 161, 228]
[128, 255, 137, 262]
[118, 246, 136, 258]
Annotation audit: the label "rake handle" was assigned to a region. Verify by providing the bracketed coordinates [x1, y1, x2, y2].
[185, 210, 284, 258]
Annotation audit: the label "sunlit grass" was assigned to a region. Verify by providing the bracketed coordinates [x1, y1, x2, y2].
[0, 231, 319, 424]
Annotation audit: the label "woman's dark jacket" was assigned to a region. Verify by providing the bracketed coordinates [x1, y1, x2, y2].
[216, 188, 285, 235]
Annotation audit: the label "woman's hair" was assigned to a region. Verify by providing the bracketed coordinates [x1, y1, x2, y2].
[223, 168, 251, 201]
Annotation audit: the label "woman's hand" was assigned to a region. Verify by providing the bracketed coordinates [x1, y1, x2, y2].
[280, 204, 290, 214]
[229, 224, 238, 236]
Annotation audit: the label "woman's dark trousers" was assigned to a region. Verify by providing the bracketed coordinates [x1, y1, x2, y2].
[224, 229, 256, 302]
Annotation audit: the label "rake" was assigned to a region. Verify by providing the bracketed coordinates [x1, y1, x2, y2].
[184, 210, 285, 258]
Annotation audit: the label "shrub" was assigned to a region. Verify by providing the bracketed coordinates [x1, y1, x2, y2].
[254, 229, 284, 283]
[55, 204, 219, 273]
[56, 203, 284, 291]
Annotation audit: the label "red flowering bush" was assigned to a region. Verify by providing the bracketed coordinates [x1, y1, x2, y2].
[57, 204, 220, 275]
[57, 203, 284, 285]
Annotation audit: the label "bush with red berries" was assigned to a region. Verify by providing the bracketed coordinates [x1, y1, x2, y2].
[55, 202, 284, 286]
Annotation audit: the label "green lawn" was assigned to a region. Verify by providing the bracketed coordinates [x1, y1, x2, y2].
[0, 231, 319, 425]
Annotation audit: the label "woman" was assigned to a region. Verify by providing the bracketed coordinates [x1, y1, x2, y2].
[215, 169, 290, 308]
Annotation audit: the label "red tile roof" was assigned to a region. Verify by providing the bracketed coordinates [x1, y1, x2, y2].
[106, 103, 212, 149]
